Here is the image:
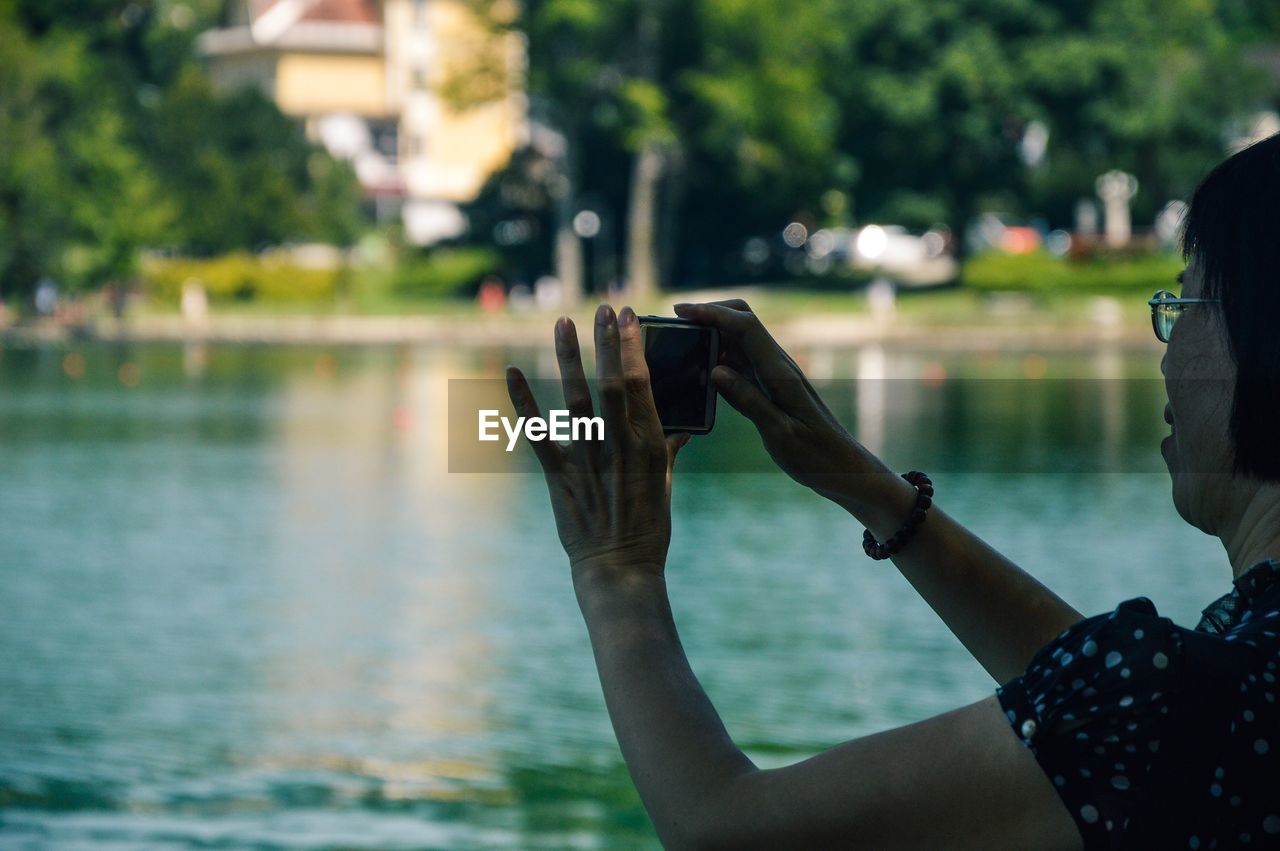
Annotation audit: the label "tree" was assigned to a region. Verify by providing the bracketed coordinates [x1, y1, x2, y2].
[471, 0, 1267, 291]
[142, 68, 359, 256]
[0, 13, 169, 298]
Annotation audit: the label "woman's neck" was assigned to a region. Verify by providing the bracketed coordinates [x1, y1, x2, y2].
[1221, 483, 1280, 580]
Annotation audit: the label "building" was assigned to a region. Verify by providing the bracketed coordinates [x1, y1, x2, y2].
[199, 0, 527, 244]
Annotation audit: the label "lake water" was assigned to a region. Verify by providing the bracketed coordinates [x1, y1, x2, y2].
[0, 340, 1230, 849]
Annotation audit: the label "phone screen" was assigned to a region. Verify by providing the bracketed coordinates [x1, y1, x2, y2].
[641, 319, 718, 433]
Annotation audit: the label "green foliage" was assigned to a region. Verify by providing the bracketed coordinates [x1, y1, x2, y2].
[392, 248, 502, 299]
[0, 1, 365, 300]
[503, 0, 1269, 287]
[0, 15, 171, 296]
[962, 251, 1184, 294]
[142, 254, 342, 304]
[142, 69, 362, 256]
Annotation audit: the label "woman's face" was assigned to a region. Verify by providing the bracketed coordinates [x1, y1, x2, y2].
[1161, 258, 1237, 533]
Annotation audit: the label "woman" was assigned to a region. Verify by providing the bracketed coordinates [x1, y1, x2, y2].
[504, 136, 1280, 849]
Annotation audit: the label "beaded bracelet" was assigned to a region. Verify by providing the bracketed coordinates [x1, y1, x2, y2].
[862, 471, 934, 560]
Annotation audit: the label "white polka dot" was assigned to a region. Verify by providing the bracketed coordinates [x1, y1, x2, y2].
[1211, 783, 1222, 797]
[1255, 739, 1270, 755]
[1230, 796, 1242, 807]
[1153, 652, 1169, 669]
[1189, 837, 1200, 849]
[1082, 640, 1098, 657]
[1111, 774, 1130, 790]
[1060, 652, 1074, 666]
[1054, 774, 1065, 787]
[1121, 667, 1131, 678]
[1119, 695, 1134, 707]
[1105, 651, 1123, 669]
[1081, 804, 1100, 824]
[1215, 767, 1224, 779]
[1265, 815, 1280, 834]
[1244, 710, 1255, 722]
[1134, 629, 1144, 640]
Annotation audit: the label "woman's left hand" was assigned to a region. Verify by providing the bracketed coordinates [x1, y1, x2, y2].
[506, 304, 689, 585]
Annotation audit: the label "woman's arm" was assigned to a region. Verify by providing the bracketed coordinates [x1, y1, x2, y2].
[674, 300, 1082, 683]
[506, 305, 1082, 848]
[573, 565, 755, 846]
[826, 448, 1082, 684]
[574, 556, 1082, 851]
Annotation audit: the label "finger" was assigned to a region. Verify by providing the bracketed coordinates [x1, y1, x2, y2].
[618, 306, 660, 435]
[701, 298, 752, 312]
[505, 365, 563, 473]
[554, 316, 593, 421]
[664, 431, 691, 503]
[673, 302, 807, 408]
[593, 303, 628, 444]
[712, 364, 787, 430]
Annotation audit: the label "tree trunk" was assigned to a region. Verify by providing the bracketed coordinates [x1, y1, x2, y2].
[625, 139, 663, 301]
[555, 213, 584, 306]
[553, 130, 584, 306]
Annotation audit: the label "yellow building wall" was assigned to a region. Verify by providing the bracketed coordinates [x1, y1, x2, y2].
[420, 1, 524, 201]
[275, 53, 390, 117]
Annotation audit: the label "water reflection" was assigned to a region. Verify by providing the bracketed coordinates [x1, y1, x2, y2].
[0, 341, 1227, 847]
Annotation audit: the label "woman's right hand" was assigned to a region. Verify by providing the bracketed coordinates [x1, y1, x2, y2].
[673, 299, 871, 502]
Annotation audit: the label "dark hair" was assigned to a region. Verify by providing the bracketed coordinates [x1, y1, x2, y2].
[1181, 133, 1280, 482]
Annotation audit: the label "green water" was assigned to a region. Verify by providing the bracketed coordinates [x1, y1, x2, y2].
[0, 341, 1229, 849]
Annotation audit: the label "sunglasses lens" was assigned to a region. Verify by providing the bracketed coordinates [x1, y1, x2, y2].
[1154, 306, 1177, 342]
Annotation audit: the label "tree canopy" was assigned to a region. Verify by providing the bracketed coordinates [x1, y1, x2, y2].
[482, 0, 1276, 287]
[0, 0, 361, 298]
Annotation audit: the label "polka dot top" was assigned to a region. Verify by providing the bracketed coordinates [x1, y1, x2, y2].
[996, 559, 1280, 849]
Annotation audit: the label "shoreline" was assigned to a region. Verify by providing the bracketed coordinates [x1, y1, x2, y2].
[0, 311, 1162, 352]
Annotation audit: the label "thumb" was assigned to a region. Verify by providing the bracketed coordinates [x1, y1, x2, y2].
[712, 365, 784, 429]
[664, 431, 691, 501]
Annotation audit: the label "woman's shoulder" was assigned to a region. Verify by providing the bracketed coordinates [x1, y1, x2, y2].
[996, 592, 1280, 847]
[997, 596, 1183, 739]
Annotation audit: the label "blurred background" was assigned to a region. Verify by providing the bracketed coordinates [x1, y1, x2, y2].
[2, 0, 1278, 847]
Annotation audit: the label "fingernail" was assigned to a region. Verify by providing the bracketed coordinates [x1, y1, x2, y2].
[673, 303, 692, 312]
[619, 306, 636, 326]
[596, 304, 615, 326]
[555, 316, 570, 339]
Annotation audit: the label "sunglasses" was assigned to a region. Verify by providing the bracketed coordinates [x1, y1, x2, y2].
[1148, 289, 1221, 343]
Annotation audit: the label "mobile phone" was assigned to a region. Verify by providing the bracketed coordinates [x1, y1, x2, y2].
[637, 316, 719, 435]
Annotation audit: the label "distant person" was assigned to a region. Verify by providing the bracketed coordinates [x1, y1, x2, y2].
[477, 276, 506, 313]
[506, 134, 1280, 848]
[34, 276, 58, 316]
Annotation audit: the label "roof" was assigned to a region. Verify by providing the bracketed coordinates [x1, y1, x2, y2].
[248, 0, 380, 25]
[201, 0, 383, 56]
